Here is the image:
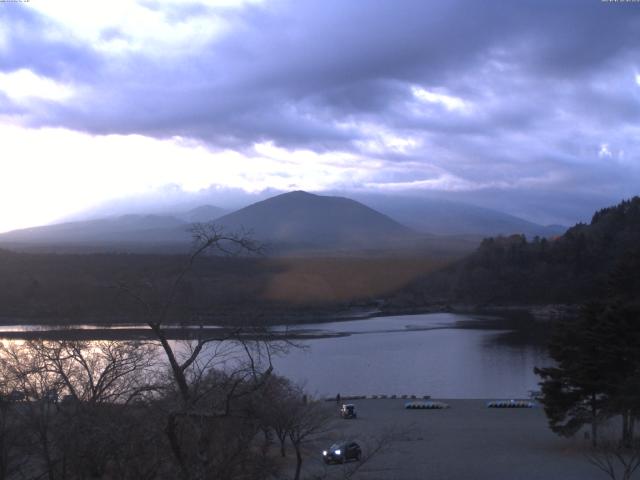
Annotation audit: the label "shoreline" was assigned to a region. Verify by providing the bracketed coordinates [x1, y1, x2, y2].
[0, 303, 578, 340]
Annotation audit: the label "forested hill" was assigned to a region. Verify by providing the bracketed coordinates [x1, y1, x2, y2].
[393, 197, 640, 307]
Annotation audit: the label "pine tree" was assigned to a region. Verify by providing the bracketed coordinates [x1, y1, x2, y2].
[535, 304, 612, 446]
[536, 301, 640, 447]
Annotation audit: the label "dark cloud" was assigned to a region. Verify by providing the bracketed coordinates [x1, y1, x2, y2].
[9, 0, 640, 142]
[2, 0, 640, 223]
[0, 5, 101, 81]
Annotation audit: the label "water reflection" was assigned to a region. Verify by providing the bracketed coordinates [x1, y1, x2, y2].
[0, 324, 222, 332]
[0, 313, 552, 399]
[270, 313, 551, 398]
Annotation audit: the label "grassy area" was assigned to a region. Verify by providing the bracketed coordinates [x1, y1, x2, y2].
[0, 250, 456, 324]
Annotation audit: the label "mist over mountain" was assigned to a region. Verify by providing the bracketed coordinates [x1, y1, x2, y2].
[0, 192, 422, 253]
[60, 186, 276, 224]
[0, 190, 569, 254]
[348, 194, 566, 238]
[176, 205, 227, 223]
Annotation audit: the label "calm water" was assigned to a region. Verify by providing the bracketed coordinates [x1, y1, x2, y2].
[0, 313, 551, 399]
[270, 313, 551, 399]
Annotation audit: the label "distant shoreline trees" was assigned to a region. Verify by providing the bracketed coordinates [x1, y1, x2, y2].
[396, 196, 640, 308]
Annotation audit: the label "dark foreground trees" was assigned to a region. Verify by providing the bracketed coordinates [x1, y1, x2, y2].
[0, 339, 162, 480]
[534, 304, 611, 447]
[0, 339, 337, 480]
[0, 224, 337, 479]
[536, 302, 640, 447]
[536, 276, 640, 480]
[116, 223, 291, 480]
[585, 436, 640, 480]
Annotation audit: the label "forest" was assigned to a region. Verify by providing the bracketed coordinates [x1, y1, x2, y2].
[393, 197, 640, 308]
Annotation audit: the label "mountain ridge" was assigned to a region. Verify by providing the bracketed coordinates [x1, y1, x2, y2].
[0, 191, 568, 254]
[392, 196, 640, 306]
[348, 194, 566, 238]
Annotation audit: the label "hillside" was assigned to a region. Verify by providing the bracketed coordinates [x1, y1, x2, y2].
[0, 192, 425, 253]
[0, 215, 190, 246]
[0, 191, 565, 255]
[351, 194, 565, 237]
[176, 205, 226, 223]
[0, 207, 228, 253]
[391, 197, 640, 307]
[214, 191, 420, 250]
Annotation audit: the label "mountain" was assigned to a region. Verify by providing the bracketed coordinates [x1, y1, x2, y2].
[5, 191, 557, 255]
[214, 191, 419, 250]
[176, 205, 226, 223]
[393, 196, 640, 307]
[0, 214, 191, 250]
[349, 194, 566, 237]
[0, 193, 422, 253]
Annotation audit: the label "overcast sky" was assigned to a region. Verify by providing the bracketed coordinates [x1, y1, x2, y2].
[1, 0, 639, 232]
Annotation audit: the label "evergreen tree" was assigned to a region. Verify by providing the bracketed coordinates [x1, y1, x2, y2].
[597, 304, 640, 447]
[535, 304, 612, 446]
[536, 302, 640, 447]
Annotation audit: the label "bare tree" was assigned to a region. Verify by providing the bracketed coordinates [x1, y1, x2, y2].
[117, 223, 265, 405]
[0, 374, 27, 480]
[117, 223, 288, 480]
[27, 339, 158, 404]
[287, 399, 333, 480]
[0, 341, 65, 480]
[0, 339, 159, 480]
[585, 438, 640, 480]
[254, 375, 299, 458]
[0, 224, 293, 480]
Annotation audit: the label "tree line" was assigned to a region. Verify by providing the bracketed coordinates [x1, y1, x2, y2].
[392, 196, 640, 307]
[535, 238, 640, 479]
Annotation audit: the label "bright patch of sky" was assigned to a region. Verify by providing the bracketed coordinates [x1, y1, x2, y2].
[0, 69, 74, 102]
[0, 124, 369, 233]
[28, 0, 259, 54]
[365, 175, 475, 192]
[598, 143, 613, 158]
[1, 0, 639, 230]
[349, 123, 422, 155]
[411, 86, 469, 112]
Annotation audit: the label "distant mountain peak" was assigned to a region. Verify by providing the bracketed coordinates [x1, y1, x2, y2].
[213, 190, 416, 251]
[179, 204, 226, 223]
[286, 190, 313, 196]
[269, 190, 324, 201]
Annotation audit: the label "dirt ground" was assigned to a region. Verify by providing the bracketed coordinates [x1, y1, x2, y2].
[298, 399, 607, 480]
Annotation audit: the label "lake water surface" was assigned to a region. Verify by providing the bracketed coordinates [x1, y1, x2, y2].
[270, 313, 551, 398]
[0, 312, 551, 399]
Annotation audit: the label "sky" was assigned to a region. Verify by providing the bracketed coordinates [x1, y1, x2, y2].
[1, 0, 639, 232]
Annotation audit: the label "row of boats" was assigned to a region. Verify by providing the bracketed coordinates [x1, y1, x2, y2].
[404, 399, 536, 409]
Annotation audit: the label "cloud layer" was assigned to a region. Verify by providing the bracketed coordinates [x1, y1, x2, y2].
[1, 0, 639, 227]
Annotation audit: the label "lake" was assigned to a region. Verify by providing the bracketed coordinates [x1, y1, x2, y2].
[270, 313, 551, 399]
[0, 312, 551, 399]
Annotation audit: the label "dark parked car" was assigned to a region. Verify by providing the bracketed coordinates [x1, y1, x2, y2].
[322, 441, 362, 464]
[340, 403, 357, 418]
